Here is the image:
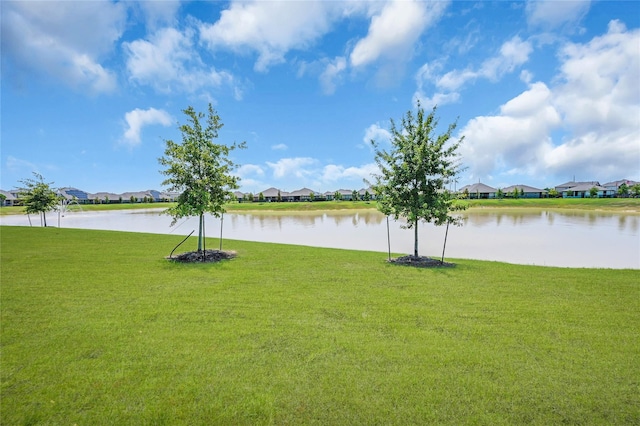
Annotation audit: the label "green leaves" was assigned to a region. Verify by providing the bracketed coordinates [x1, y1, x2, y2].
[17, 172, 60, 226]
[371, 104, 467, 256]
[158, 104, 245, 248]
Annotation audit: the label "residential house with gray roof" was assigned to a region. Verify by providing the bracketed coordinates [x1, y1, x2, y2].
[0, 189, 18, 206]
[501, 184, 548, 198]
[288, 188, 319, 201]
[558, 182, 612, 198]
[458, 182, 497, 199]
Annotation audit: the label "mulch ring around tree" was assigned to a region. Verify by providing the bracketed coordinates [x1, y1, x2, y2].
[388, 255, 455, 268]
[167, 250, 237, 263]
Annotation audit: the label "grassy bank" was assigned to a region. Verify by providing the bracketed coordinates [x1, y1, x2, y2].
[1, 227, 638, 424]
[465, 197, 640, 212]
[2, 197, 639, 216]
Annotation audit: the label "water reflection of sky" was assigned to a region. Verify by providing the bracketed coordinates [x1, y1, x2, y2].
[1, 208, 638, 269]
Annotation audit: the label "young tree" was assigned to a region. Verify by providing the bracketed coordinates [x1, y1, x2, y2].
[589, 187, 599, 198]
[258, 192, 265, 202]
[277, 190, 282, 202]
[0, 193, 6, 207]
[309, 191, 315, 202]
[631, 183, 640, 198]
[351, 190, 359, 201]
[334, 191, 342, 201]
[17, 172, 60, 227]
[371, 104, 466, 258]
[496, 188, 504, 199]
[617, 183, 629, 198]
[363, 190, 371, 203]
[159, 104, 245, 252]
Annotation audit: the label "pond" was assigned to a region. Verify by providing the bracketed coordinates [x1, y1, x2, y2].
[1, 208, 638, 269]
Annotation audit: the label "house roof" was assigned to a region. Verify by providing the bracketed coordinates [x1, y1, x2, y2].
[602, 179, 638, 188]
[562, 183, 607, 192]
[259, 187, 283, 197]
[288, 188, 318, 196]
[502, 184, 547, 193]
[0, 189, 17, 200]
[459, 183, 497, 193]
[555, 181, 599, 190]
[91, 192, 120, 200]
[334, 189, 355, 195]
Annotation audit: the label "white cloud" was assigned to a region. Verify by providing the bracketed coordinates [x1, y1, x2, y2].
[414, 36, 533, 108]
[122, 108, 173, 147]
[459, 82, 561, 178]
[266, 157, 318, 179]
[1, 1, 126, 93]
[363, 123, 392, 145]
[271, 144, 288, 151]
[437, 36, 532, 91]
[136, 1, 181, 30]
[6, 156, 38, 174]
[320, 57, 347, 95]
[350, 0, 448, 68]
[124, 27, 239, 97]
[199, 0, 340, 72]
[237, 164, 265, 177]
[460, 21, 640, 184]
[526, 0, 591, 29]
[321, 163, 378, 184]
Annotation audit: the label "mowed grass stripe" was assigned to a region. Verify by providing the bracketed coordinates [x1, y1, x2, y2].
[1, 226, 638, 424]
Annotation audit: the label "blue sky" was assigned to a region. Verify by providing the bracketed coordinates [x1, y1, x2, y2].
[2, 0, 639, 194]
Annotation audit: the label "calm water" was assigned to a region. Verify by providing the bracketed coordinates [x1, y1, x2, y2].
[2, 208, 638, 269]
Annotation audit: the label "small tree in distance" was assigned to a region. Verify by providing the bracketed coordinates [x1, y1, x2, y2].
[371, 103, 467, 259]
[159, 104, 245, 253]
[17, 172, 60, 227]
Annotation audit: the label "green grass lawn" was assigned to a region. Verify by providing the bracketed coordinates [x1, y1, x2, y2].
[1, 226, 638, 424]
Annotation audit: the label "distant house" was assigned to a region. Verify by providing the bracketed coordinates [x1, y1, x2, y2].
[603, 179, 638, 195]
[558, 182, 612, 198]
[121, 191, 156, 203]
[358, 187, 375, 200]
[501, 184, 548, 199]
[91, 192, 120, 204]
[333, 189, 355, 201]
[0, 189, 18, 206]
[288, 188, 319, 201]
[233, 191, 245, 202]
[458, 183, 497, 199]
[160, 191, 180, 202]
[59, 187, 90, 203]
[555, 181, 599, 193]
[258, 187, 286, 202]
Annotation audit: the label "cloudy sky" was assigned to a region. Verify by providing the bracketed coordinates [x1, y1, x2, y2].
[2, 0, 638, 194]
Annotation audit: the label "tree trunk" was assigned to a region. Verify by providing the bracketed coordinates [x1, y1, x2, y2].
[414, 219, 419, 257]
[198, 214, 204, 252]
[219, 213, 224, 251]
[43, 211, 47, 227]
